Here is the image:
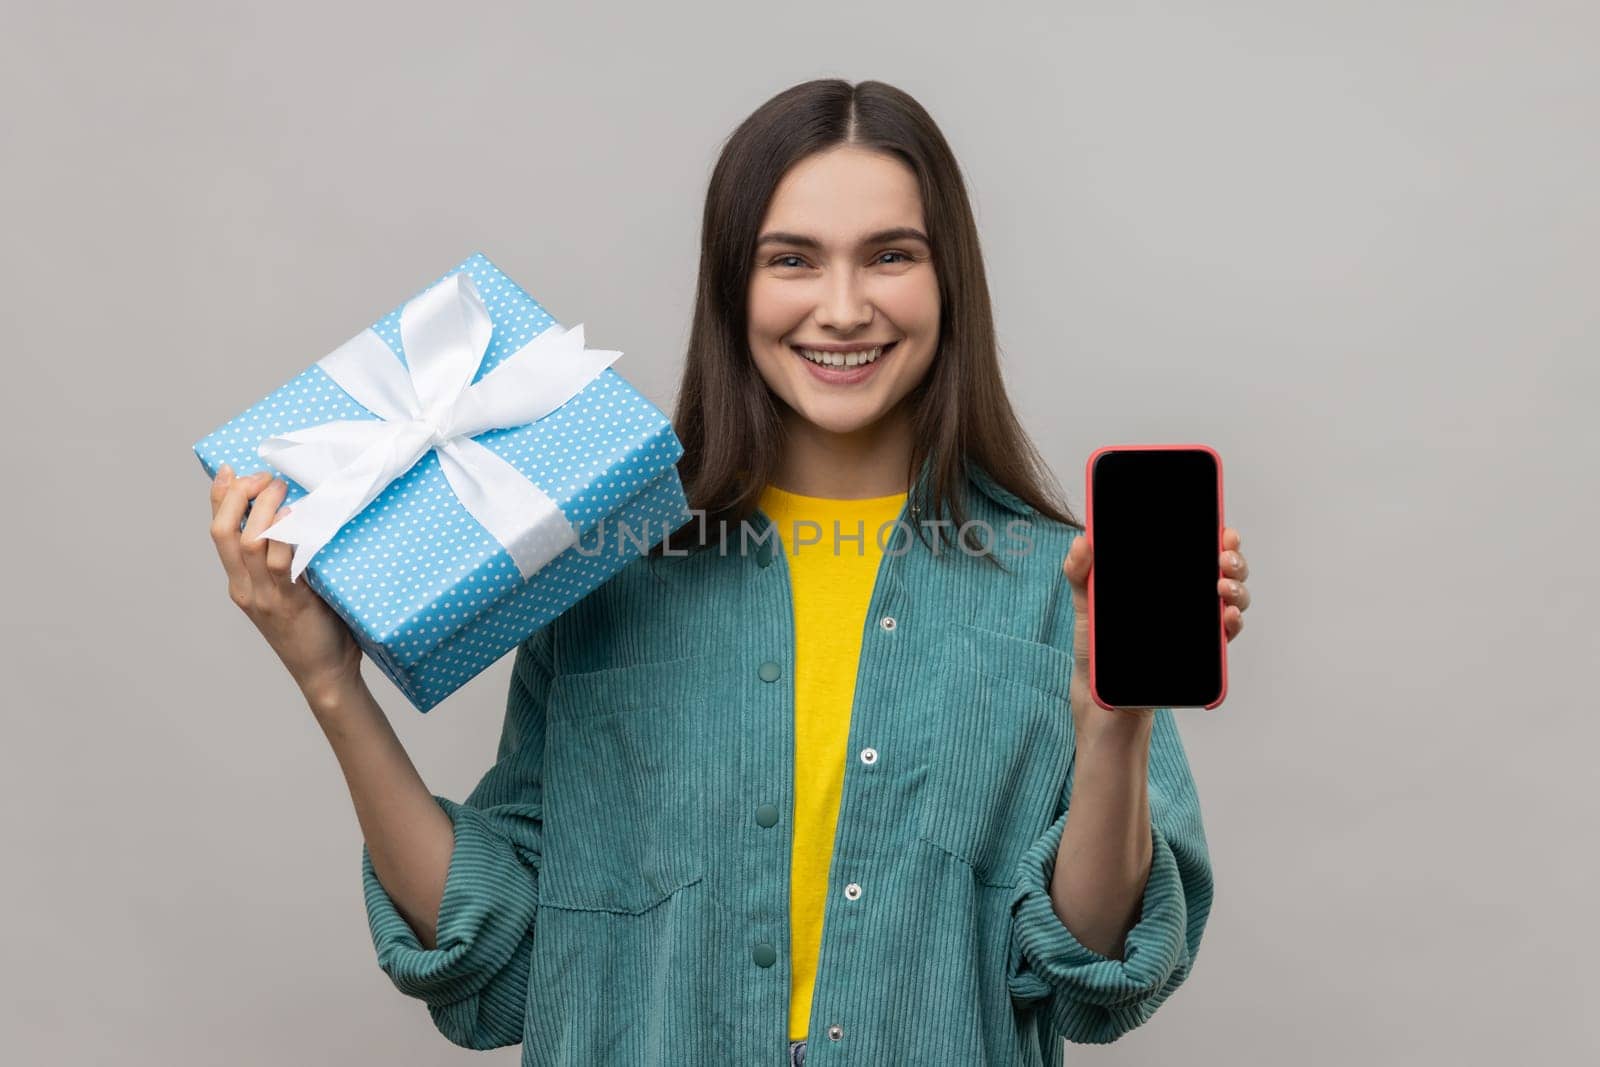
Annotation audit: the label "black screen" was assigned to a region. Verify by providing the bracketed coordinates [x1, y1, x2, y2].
[1089, 447, 1224, 709]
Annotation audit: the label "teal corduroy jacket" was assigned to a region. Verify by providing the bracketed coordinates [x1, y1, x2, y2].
[360, 462, 1214, 1065]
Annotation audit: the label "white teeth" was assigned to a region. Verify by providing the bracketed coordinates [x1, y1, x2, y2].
[798, 345, 885, 367]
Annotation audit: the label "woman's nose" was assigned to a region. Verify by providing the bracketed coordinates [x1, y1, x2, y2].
[813, 270, 872, 332]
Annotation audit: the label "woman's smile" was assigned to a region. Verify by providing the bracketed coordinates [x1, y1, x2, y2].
[791, 340, 899, 384]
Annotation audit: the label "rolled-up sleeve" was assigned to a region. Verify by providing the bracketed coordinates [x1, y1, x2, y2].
[1006, 707, 1214, 1046]
[360, 627, 554, 1050]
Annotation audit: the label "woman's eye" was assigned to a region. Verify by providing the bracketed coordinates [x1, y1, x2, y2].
[767, 251, 914, 269]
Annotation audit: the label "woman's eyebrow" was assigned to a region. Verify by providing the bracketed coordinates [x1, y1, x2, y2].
[756, 227, 931, 250]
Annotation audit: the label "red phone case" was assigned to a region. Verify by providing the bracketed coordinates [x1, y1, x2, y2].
[1084, 443, 1228, 712]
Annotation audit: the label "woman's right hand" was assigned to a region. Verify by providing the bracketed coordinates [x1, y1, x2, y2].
[208, 464, 363, 710]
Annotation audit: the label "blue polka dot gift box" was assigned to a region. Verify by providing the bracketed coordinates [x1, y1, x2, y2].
[193, 251, 692, 712]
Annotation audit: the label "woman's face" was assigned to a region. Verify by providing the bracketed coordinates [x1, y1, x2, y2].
[746, 145, 940, 437]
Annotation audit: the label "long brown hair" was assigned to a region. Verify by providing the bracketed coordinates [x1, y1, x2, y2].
[654, 78, 1081, 566]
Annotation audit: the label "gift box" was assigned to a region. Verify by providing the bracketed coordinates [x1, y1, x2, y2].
[194, 251, 691, 712]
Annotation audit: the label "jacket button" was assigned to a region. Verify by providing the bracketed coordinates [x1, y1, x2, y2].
[752, 942, 777, 968]
[756, 541, 774, 568]
[755, 803, 779, 827]
[758, 660, 781, 682]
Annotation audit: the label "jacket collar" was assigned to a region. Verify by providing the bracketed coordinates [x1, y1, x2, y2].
[911, 453, 1034, 517]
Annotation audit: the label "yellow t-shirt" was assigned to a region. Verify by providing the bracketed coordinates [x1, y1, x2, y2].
[756, 482, 909, 1043]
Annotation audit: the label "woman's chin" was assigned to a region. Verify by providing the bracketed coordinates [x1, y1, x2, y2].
[792, 397, 892, 436]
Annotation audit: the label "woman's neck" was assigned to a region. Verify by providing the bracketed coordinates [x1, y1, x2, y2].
[771, 405, 916, 499]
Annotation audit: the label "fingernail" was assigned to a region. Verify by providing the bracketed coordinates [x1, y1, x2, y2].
[215, 464, 232, 484]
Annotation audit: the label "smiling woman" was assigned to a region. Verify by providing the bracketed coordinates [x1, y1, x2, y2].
[664, 81, 1092, 547]
[749, 159, 940, 432]
[347, 78, 1215, 1067]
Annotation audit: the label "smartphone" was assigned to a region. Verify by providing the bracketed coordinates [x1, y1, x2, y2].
[1084, 444, 1227, 711]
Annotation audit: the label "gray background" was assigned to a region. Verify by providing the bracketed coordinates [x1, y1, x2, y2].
[3, 1, 1595, 1063]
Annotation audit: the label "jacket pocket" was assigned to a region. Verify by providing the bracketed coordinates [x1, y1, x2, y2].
[916, 622, 1075, 888]
[540, 652, 710, 913]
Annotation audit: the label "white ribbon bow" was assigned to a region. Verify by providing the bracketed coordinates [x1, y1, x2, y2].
[257, 271, 620, 583]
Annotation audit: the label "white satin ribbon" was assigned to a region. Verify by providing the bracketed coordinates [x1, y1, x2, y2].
[256, 271, 620, 583]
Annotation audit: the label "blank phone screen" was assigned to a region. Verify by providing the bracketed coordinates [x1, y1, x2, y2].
[1089, 448, 1224, 709]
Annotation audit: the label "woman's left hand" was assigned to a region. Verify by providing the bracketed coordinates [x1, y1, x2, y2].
[1062, 526, 1250, 736]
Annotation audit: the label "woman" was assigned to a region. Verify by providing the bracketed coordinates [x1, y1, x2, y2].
[207, 79, 1250, 1066]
